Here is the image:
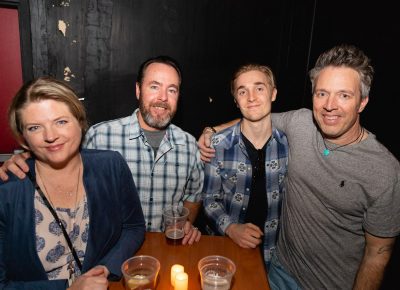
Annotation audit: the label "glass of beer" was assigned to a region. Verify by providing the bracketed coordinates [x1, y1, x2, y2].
[162, 205, 189, 245]
[198, 255, 236, 290]
[121, 255, 160, 290]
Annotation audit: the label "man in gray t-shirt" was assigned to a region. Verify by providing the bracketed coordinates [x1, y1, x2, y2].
[271, 108, 399, 289]
[199, 44, 400, 289]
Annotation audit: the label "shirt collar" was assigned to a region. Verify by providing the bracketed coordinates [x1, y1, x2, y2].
[128, 108, 186, 146]
[235, 119, 284, 148]
[128, 108, 143, 139]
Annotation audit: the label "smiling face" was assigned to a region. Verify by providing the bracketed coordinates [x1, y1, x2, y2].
[312, 66, 369, 144]
[20, 99, 82, 168]
[233, 70, 277, 123]
[136, 62, 180, 131]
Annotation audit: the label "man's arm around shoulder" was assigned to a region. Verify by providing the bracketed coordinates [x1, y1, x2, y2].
[0, 152, 31, 181]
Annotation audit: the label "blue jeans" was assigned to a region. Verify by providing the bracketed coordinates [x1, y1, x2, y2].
[268, 252, 302, 290]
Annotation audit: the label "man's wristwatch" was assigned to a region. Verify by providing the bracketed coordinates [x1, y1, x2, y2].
[203, 126, 217, 134]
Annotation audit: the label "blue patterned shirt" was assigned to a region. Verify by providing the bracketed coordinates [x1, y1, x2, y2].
[84, 109, 204, 231]
[35, 193, 89, 284]
[202, 121, 288, 267]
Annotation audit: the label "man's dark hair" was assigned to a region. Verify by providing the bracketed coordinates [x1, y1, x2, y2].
[137, 55, 182, 85]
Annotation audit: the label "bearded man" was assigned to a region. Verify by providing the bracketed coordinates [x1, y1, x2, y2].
[83, 56, 203, 245]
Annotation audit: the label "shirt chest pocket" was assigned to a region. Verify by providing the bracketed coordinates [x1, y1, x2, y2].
[153, 160, 190, 194]
[218, 168, 243, 197]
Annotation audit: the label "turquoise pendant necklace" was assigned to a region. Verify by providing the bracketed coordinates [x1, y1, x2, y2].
[321, 127, 364, 156]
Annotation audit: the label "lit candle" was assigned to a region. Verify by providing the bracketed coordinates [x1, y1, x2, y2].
[174, 272, 188, 290]
[171, 264, 184, 286]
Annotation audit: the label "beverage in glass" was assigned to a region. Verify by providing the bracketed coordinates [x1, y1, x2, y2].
[121, 255, 160, 290]
[162, 205, 189, 245]
[198, 255, 236, 290]
[165, 227, 185, 245]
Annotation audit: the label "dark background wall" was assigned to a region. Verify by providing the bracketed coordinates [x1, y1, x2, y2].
[21, 0, 316, 137]
[309, 1, 400, 163]
[12, 0, 399, 160]
[1, 0, 399, 287]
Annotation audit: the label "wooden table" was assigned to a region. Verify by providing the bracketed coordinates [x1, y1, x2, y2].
[109, 232, 270, 290]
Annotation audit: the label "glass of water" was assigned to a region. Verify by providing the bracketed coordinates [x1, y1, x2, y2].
[121, 255, 160, 290]
[198, 255, 236, 290]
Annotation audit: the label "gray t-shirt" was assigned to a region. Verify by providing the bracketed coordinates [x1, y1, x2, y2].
[272, 108, 400, 289]
[142, 129, 166, 156]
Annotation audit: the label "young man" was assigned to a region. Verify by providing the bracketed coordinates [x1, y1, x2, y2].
[0, 56, 203, 245]
[201, 64, 288, 269]
[199, 45, 400, 289]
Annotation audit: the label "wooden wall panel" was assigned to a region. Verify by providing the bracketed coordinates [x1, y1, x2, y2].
[27, 0, 314, 136]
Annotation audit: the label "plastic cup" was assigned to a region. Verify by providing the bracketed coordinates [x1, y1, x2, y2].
[198, 255, 236, 290]
[162, 205, 189, 245]
[121, 255, 160, 290]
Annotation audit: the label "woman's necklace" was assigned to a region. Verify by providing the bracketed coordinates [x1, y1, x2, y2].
[36, 158, 84, 285]
[321, 127, 364, 156]
[36, 161, 82, 228]
[36, 160, 82, 284]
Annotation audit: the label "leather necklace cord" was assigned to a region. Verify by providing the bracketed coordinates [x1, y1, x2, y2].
[321, 127, 364, 156]
[27, 169, 83, 272]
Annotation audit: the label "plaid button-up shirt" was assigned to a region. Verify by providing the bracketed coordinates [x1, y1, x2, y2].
[84, 109, 204, 231]
[202, 121, 288, 267]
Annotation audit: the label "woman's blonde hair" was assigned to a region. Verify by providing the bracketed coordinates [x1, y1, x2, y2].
[8, 76, 88, 144]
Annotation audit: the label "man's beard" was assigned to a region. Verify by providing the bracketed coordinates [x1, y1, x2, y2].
[139, 99, 175, 130]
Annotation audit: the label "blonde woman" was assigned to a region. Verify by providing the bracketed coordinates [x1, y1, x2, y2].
[0, 77, 145, 290]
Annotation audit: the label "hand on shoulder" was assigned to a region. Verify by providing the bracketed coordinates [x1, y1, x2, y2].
[0, 151, 31, 181]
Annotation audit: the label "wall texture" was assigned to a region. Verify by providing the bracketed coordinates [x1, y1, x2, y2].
[21, 0, 398, 160]
[25, 0, 315, 135]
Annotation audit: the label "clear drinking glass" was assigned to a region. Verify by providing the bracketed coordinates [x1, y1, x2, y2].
[121, 255, 160, 290]
[198, 255, 236, 290]
[162, 205, 189, 245]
